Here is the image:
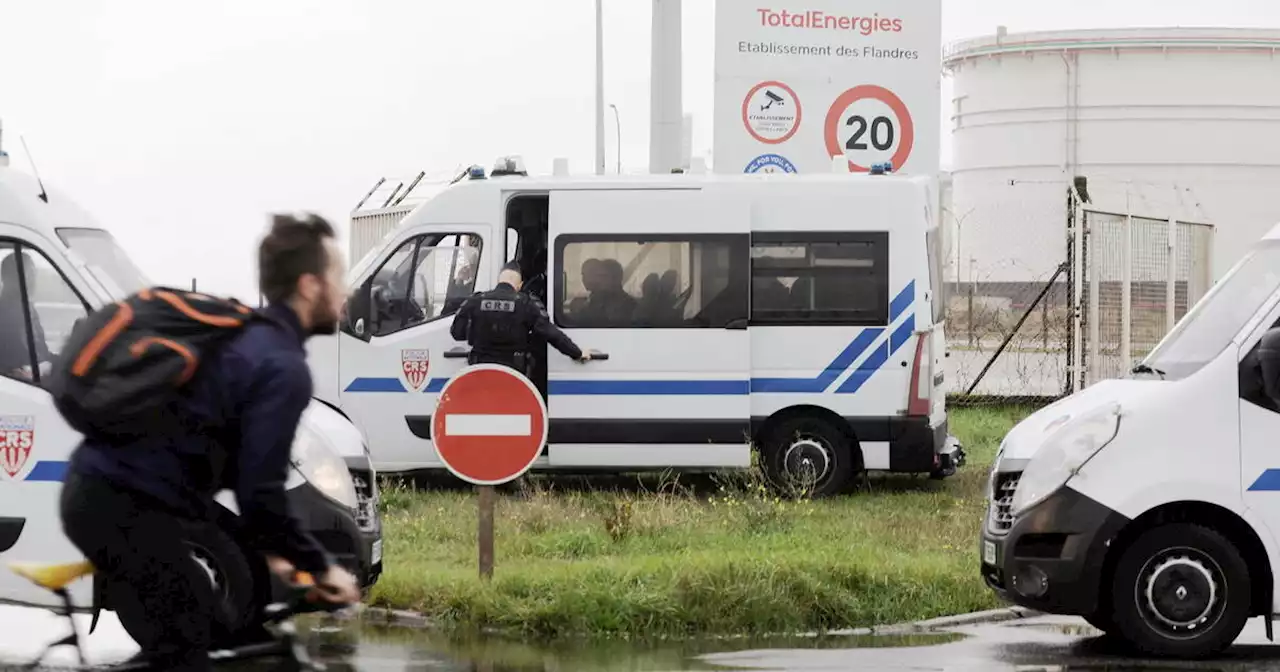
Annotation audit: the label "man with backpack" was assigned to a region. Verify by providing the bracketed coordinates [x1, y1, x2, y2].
[55, 213, 360, 671]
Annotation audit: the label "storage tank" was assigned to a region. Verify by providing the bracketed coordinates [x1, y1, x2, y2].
[944, 26, 1280, 296]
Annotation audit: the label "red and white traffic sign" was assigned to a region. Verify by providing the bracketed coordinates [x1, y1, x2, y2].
[824, 84, 915, 173]
[431, 364, 548, 486]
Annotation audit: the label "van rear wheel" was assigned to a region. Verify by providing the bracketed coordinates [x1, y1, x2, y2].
[759, 415, 858, 498]
[1109, 523, 1250, 658]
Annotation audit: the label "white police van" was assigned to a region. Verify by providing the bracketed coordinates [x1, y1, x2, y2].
[308, 159, 961, 496]
[0, 160, 382, 636]
[981, 221, 1280, 657]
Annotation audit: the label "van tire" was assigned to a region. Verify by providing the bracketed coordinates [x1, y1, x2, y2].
[1109, 523, 1250, 658]
[758, 415, 858, 498]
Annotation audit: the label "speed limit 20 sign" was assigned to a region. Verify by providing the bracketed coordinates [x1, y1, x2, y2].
[824, 85, 915, 174]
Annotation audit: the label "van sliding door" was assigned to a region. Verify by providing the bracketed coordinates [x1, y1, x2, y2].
[545, 188, 751, 468]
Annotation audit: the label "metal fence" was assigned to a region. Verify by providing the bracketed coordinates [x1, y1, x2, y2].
[1078, 210, 1215, 387]
[945, 202, 1215, 406]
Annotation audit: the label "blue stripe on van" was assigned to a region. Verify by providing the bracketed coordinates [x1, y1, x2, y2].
[344, 281, 918, 397]
[750, 328, 883, 393]
[890, 281, 915, 322]
[345, 377, 406, 393]
[549, 380, 750, 396]
[25, 461, 67, 483]
[1248, 470, 1280, 491]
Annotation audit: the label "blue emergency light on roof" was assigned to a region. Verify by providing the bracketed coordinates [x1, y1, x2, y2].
[869, 161, 894, 175]
[468, 165, 486, 180]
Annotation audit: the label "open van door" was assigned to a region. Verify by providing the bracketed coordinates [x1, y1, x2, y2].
[544, 187, 752, 468]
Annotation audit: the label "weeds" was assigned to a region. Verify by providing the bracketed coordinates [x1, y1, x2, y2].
[367, 406, 1023, 639]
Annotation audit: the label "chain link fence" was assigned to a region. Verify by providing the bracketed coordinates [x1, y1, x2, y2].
[1079, 211, 1215, 385]
[946, 203, 1215, 406]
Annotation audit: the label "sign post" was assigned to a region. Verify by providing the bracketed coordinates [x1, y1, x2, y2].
[432, 364, 548, 580]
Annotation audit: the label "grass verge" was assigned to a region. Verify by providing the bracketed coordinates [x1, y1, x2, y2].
[366, 405, 1034, 639]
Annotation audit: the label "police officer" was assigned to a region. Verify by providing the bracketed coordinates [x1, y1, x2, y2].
[450, 261, 591, 372]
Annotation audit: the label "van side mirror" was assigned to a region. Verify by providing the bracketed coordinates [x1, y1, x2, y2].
[342, 280, 374, 340]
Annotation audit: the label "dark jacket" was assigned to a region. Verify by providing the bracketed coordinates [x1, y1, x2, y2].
[450, 283, 582, 363]
[68, 303, 333, 573]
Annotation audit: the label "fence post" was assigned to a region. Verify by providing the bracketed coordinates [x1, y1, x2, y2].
[1070, 207, 1085, 393]
[1167, 218, 1177, 333]
[1087, 222, 1100, 388]
[1121, 215, 1132, 370]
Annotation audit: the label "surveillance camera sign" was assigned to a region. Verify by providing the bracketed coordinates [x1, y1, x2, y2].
[713, 1, 940, 176]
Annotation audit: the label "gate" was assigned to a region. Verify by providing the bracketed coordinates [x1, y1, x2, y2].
[1073, 210, 1215, 389]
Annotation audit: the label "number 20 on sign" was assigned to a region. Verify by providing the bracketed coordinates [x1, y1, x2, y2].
[824, 85, 915, 173]
[431, 364, 549, 580]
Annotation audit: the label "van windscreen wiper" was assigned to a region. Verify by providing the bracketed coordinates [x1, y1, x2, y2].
[1131, 363, 1166, 379]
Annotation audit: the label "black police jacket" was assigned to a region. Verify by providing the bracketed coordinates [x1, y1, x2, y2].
[450, 283, 583, 361]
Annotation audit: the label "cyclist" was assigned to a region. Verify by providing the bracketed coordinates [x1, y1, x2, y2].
[59, 214, 361, 671]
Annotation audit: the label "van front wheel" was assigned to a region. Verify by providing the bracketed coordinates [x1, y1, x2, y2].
[1110, 523, 1250, 658]
[759, 415, 858, 498]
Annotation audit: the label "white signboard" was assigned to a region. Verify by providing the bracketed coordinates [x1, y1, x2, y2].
[713, 1, 941, 176]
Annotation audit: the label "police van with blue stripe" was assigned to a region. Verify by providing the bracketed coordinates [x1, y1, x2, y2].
[0, 155, 381, 639]
[311, 158, 962, 496]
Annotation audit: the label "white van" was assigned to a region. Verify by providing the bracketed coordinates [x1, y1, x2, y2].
[980, 221, 1280, 657]
[309, 161, 961, 496]
[0, 164, 382, 635]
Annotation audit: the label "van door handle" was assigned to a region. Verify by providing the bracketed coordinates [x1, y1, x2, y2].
[724, 318, 748, 331]
[587, 350, 610, 361]
[443, 347, 471, 359]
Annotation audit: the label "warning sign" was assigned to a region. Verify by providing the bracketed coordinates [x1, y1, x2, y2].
[824, 84, 915, 173]
[741, 81, 802, 144]
[0, 416, 35, 479]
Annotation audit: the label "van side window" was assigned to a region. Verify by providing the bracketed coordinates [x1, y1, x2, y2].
[367, 234, 482, 338]
[750, 232, 889, 326]
[0, 243, 90, 383]
[555, 234, 748, 329]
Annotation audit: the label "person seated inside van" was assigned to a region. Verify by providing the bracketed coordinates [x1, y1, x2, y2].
[635, 271, 681, 326]
[0, 251, 51, 379]
[566, 258, 637, 327]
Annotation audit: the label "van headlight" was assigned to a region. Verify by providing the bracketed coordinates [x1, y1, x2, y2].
[1011, 403, 1121, 515]
[291, 424, 359, 510]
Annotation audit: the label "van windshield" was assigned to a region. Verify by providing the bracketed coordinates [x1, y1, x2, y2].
[55, 228, 151, 298]
[1143, 242, 1280, 380]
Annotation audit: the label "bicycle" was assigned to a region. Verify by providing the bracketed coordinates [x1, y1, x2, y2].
[9, 559, 348, 670]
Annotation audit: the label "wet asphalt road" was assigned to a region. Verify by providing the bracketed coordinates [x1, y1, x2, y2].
[10, 605, 1280, 671]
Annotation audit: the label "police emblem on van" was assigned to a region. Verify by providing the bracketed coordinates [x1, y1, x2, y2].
[401, 349, 430, 391]
[0, 416, 34, 479]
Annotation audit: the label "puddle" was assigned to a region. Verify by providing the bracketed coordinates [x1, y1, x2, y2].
[1008, 622, 1105, 637]
[298, 621, 967, 671]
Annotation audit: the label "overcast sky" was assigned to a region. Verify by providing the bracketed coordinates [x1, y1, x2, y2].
[3, 0, 1280, 300]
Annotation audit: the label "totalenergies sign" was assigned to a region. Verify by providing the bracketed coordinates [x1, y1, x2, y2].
[713, 1, 941, 176]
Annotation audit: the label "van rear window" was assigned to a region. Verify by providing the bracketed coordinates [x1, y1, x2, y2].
[750, 232, 889, 326]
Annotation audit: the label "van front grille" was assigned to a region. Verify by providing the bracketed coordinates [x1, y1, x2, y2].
[988, 471, 1021, 535]
[349, 470, 379, 533]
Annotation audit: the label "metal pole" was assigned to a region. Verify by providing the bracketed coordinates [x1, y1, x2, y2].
[1167, 218, 1177, 333]
[1121, 215, 1132, 371]
[1088, 222, 1100, 387]
[594, 0, 606, 176]
[1070, 200, 1085, 393]
[609, 103, 621, 174]
[478, 485, 494, 580]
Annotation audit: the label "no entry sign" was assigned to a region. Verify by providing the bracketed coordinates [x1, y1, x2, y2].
[431, 364, 548, 486]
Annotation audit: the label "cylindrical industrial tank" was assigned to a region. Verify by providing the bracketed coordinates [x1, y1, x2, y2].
[943, 27, 1280, 295]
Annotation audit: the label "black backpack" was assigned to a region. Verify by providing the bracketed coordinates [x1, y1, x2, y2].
[45, 287, 260, 439]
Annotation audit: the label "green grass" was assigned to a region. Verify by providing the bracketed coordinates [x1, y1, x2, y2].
[366, 405, 1035, 640]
